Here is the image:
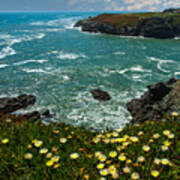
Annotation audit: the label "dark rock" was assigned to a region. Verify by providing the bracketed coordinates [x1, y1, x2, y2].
[42, 109, 53, 118]
[0, 94, 36, 114]
[23, 111, 41, 121]
[127, 78, 180, 123]
[163, 8, 180, 13]
[91, 89, 111, 101]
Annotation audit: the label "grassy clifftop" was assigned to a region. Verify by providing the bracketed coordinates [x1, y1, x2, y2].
[91, 12, 180, 29]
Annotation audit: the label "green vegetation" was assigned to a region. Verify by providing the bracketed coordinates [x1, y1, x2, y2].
[0, 113, 180, 179]
[92, 12, 180, 28]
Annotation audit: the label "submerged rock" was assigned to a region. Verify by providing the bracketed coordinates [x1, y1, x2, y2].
[0, 94, 36, 114]
[127, 78, 180, 123]
[23, 111, 41, 121]
[42, 109, 53, 118]
[91, 89, 111, 101]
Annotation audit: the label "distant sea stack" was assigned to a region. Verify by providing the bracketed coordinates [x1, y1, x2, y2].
[74, 8, 180, 39]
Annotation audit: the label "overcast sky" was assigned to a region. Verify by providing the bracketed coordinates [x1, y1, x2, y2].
[0, 0, 179, 12]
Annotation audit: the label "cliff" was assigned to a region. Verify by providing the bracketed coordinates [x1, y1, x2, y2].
[74, 8, 180, 39]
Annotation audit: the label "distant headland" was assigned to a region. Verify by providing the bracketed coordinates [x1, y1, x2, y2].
[74, 8, 180, 39]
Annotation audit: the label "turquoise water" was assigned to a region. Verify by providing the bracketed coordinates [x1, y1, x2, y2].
[0, 12, 180, 130]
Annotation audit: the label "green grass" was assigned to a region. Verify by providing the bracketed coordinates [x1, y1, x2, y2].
[0, 114, 180, 180]
[91, 12, 180, 29]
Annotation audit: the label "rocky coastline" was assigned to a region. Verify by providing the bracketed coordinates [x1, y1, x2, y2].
[74, 8, 180, 39]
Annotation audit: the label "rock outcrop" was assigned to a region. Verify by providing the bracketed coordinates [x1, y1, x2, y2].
[74, 8, 180, 39]
[91, 89, 111, 101]
[127, 78, 180, 123]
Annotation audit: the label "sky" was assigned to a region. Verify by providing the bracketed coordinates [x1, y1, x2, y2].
[0, 0, 180, 12]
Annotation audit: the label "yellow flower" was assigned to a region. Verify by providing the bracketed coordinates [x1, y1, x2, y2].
[93, 138, 100, 144]
[51, 155, 60, 162]
[110, 138, 116, 143]
[112, 172, 119, 179]
[84, 174, 89, 180]
[131, 172, 140, 179]
[46, 153, 53, 159]
[116, 128, 123, 133]
[39, 148, 48, 154]
[161, 158, 169, 165]
[99, 177, 106, 180]
[53, 130, 60, 134]
[137, 156, 145, 163]
[138, 131, 144, 136]
[99, 155, 107, 162]
[70, 153, 79, 159]
[123, 166, 131, 173]
[1, 138, 9, 144]
[95, 151, 102, 158]
[103, 138, 110, 144]
[52, 147, 58, 152]
[106, 160, 111, 164]
[126, 159, 132, 164]
[130, 136, 139, 142]
[154, 158, 161, 165]
[109, 151, 117, 158]
[116, 145, 122, 151]
[54, 163, 60, 169]
[106, 133, 111, 138]
[142, 145, 150, 152]
[163, 130, 170, 136]
[161, 145, 169, 151]
[46, 160, 54, 167]
[32, 139, 38, 143]
[112, 132, 119, 137]
[149, 139, 154, 143]
[153, 133, 160, 139]
[67, 135, 72, 139]
[24, 153, 33, 160]
[97, 163, 105, 170]
[27, 144, 32, 149]
[108, 166, 117, 174]
[118, 155, 126, 161]
[99, 169, 108, 176]
[168, 133, 174, 139]
[172, 112, 178, 116]
[59, 138, 67, 143]
[116, 138, 125, 143]
[151, 170, 159, 178]
[34, 140, 43, 148]
[163, 140, 171, 146]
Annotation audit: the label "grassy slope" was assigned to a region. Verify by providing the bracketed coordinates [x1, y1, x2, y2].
[91, 12, 180, 29]
[0, 114, 180, 179]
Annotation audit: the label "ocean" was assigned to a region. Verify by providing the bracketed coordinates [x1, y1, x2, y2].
[0, 12, 180, 130]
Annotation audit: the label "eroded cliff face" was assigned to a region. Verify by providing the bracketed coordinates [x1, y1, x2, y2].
[126, 78, 180, 123]
[75, 9, 180, 39]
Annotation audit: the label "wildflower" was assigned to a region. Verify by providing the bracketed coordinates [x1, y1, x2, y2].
[123, 167, 131, 173]
[32, 139, 38, 143]
[24, 153, 33, 160]
[99, 169, 109, 176]
[168, 133, 174, 139]
[112, 172, 119, 179]
[131, 172, 140, 179]
[54, 163, 60, 169]
[99, 178, 106, 180]
[110, 138, 116, 143]
[59, 138, 67, 144]
[161, 145, 169, 151]
[116, 128, 123, 133]
[108, 166, 117, 174]
[149, 139, 154, 143]
[39, 148, 48, 154]
[126, 159, 132, 164]
[161, 158, 169, 165]
[27, 144, 32, 149]
[137, 156, 145, 163]
[93, 138, 100, 144]
[103, 138, 110, 144]
[70, 153, 79, 159]
[109, 151, 118, 158]
[153, 133, 160, 139]
[53, 130, 60, 134]
[112, 132, 119, 137]
[172, 112, 178, 117]
[163, 130, 170, 136]
[163, 140, 171, 146]
[34, 140, 43, 148]
[46, 160, 54, 167]
[151, 170, 159, 178]
[106, 133, 111, 138]
[51, 155, 60, 162]
[154, 158, 161, 165]
[52, 147, 58, 152]
[138, 131, 144, 136]
[118, 155, 126, 161]
[116, 146, 122, 151]
[99, 155, 107, 162]
[67, 135, 72, 139]
[84, 174, 89, 180]
[97, 163, 105, 170]
[46, 153, 53, 159]
[106, 160, 111, 164]
[142, 145, 150, 152]
[130, 136, 139, 142]
[95, 151, 102, 158]
[1, 138, 9, 144]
